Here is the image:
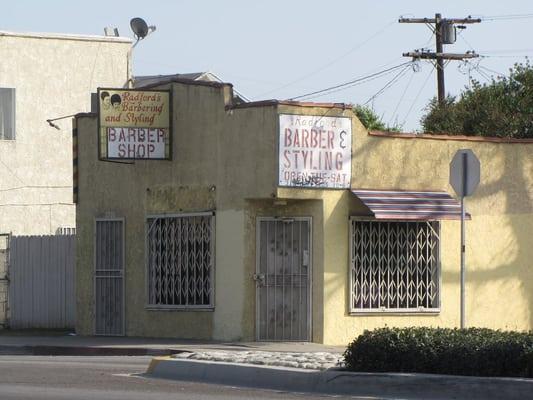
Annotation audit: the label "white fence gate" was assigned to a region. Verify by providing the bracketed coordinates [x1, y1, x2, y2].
[8, 235, 76, 329]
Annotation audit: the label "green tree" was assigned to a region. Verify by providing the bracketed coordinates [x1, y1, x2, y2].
[353, 105, 401, 132]
[421, 61, 533, 138]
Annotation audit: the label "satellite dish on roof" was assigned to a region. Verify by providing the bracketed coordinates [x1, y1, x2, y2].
[130, 17, 149, 39]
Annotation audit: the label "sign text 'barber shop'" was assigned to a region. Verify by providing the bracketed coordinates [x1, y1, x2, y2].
[279, 114, 352, 188]
[98, 88, 171, 160]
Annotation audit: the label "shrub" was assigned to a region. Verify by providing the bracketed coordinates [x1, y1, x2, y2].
[343, 327, 533, 378]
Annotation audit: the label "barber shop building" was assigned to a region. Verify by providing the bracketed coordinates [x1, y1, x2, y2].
[74, 76, 533, 344]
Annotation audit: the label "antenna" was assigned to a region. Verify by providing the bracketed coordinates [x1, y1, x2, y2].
[127, 17, 157, 88]
[130, 17, 156, 47]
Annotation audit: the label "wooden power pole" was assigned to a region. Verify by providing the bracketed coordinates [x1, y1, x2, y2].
[399, 13, 481, 105]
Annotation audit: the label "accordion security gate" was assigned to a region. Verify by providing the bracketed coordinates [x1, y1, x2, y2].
[94, 219, 124, 335]
[350, 219, 440, 312]
[256, 218, 311, 341]
[146, 213, 214, 309]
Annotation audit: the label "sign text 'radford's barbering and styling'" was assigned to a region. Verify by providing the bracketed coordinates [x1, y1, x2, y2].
[98, 88, 171, 159]
[279, 114, 352, 188]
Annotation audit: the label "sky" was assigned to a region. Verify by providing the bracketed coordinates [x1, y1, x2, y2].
[3, 0, 533, 131]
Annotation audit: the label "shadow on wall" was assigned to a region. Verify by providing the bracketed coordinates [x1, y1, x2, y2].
[323, 134, 533, 331]
[387, 140, 533, 330]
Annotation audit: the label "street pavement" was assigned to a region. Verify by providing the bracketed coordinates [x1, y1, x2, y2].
[0, 355, 364, 399]
[1, 332, 532, 399]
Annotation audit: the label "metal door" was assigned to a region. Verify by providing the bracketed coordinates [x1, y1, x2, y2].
[256, 218, 311, 341]
[94, 219, 124, 335]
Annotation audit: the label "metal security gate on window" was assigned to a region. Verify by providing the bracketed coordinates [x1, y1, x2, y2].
[350, 219, 440, 312]
[94, 219, 124, 335]
[256, 218, 311, 341]
[146, 213, 214, 309]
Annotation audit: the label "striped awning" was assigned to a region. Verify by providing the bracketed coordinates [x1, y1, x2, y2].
[351, 189, 469, 221]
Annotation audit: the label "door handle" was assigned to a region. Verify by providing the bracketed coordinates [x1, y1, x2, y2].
[253, 273, 266, 286]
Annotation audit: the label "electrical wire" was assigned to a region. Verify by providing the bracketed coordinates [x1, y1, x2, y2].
[480, 13, 533, 21]
[292, 62, 409, 101]
[473, 65, 493, 82]
[0, 202, 73, 207]
[362, 64, 412, 105]
[256, 20, 397, 98]
[0, 159, 25, 185]
[0, 185, 71, 193]
[388, 68, 416, 126]
[401, 64, 435, 127]
[478, 65, 507, 78]
[288, 61, 412, 101]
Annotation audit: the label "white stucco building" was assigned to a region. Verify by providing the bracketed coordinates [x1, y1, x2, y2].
[0, 30, 131, 235]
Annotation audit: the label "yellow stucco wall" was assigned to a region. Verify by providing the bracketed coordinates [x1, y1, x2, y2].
[318, 125, 533, 344]
[76, 80, 533, 344]
[275, 105, 533, 344]
[0, 32, 131, 235]
[76, 82, 279, 339]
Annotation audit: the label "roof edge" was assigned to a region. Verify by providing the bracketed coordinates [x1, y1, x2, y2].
[369, 130, 533, 144]
[137, 77, 232, 90]
[0, 30, 132, 43]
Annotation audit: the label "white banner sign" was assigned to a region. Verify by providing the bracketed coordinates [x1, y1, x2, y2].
[279, 114, 352, 188]
[107, 127, 167, 159]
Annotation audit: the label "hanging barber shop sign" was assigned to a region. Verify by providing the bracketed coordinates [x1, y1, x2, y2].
[279, 114, 352, 188]
[98, 88, 171, 160]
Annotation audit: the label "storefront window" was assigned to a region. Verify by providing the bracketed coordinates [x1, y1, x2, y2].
[350, 220, 440, 312]
[146, 213, 214, 309]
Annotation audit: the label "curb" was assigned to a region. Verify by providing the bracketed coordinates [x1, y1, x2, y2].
[0, 345, 185, 356]
[146, 358, 533, 400]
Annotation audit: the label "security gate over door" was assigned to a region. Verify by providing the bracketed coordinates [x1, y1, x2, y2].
[256, 218, 311, 341]
[95, 219, 124, 335]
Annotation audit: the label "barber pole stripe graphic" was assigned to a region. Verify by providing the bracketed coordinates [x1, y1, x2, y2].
[73, 119, 78, 204]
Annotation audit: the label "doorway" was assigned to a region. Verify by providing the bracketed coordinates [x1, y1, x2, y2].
[256, 217, 311, 341]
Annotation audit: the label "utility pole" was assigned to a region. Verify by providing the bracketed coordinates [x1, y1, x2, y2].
[399, 13, 481, 105]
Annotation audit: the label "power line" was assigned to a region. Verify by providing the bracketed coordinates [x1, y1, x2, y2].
[401, 64, 435, 127]
[389, 68, 416, 126]
[294, 61, 409, 101]
[363, 64, 412, 105]
[257, 20, 397, 98]
[478, 65, 507, 78]
[480, 13, 533, 21]
[473, 65, 493, 82]
[288, 61, 412, 101]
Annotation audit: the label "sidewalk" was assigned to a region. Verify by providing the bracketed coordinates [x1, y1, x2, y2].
[0, 329, 344, 356]
[147, 356, 533, 400]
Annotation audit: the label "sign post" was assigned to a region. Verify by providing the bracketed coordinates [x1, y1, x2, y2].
[450, 149, 480, 329]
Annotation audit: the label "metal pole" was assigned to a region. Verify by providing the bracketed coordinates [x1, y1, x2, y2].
[460, 195, 465, 329]
[460, 151, 467, 329]
[435, 13, 445, 105]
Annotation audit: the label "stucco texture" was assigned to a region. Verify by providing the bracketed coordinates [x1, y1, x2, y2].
[76, 81, 533, 344]
[0, 33, 130, 235]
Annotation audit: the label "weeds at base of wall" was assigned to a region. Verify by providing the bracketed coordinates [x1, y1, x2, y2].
[343, 327, 533, 378]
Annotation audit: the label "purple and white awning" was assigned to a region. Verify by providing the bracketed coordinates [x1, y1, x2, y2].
[351, 189, 470, 221]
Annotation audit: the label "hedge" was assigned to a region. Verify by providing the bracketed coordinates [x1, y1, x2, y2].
[343, 327, 533, 378]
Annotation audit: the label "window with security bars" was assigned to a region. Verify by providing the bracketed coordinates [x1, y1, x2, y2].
[146, 213, 214, 308]
[350, 220, 440, 312]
